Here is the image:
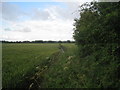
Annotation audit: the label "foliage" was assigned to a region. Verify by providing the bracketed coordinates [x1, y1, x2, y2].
[73, 2, 120, 88]
[40, 44, 79, 88]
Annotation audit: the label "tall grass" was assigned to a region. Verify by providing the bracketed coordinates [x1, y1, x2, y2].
[2, 43, 59, 88]
[41, 43, 79, 88]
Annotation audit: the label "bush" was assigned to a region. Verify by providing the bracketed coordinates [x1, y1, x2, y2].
[73, 2, 120, 88]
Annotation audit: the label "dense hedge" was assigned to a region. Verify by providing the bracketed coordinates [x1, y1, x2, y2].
[73, 2, 120, 88]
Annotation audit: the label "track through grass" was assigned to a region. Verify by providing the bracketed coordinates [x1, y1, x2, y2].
[2, 43, 76, 89]
[26, 44, 67, 89]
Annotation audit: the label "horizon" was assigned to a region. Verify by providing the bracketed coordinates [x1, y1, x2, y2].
[1, 1, 84, 41]
[1, 39, 75, 42]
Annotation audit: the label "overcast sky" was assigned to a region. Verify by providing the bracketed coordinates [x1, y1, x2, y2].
[0, 1, 90, 41]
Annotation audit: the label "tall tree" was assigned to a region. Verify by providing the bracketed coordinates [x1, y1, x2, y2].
[73, 2, 120, 88]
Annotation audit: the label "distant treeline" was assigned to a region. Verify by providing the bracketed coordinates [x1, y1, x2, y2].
[1, 40, 75, 43]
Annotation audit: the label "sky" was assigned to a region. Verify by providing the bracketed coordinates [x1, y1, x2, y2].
[0, 1, 88, 41]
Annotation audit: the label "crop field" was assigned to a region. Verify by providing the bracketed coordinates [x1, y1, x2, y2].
[2, 43, 76, 88]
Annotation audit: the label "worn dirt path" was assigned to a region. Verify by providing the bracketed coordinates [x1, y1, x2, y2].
[27, 44, 67, 90]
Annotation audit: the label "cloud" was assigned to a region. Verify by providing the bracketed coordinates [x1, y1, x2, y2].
[14, 27, 31, 32]
[21, 27, 31, 32]
[1, 2, 80, 21]
[2, 19, 74, 41]
[1, 2, 26, 21]
[53, 0, 93, 2]
[3, 25, 31, 32]
[1, 2, 81, 41]
[4, 28, 11, 31]
[32, 8, 50, 20]
[32, 3, 80, 21]
[1, 0, 94, 2]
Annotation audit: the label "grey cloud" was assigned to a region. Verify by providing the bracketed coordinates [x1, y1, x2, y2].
[4, 27, 31, 32]
[4, 28, 11, 31]
[31, 2, 80, 21]
[54, 7, 76, 20]
[1, 2, 80, 22]
[1, 2, 26, 21]
[32, 8, 50, 20]
[61, 2, 80, 19]
[14, 27, 31, 32]
[51, 5, 79, 20]
[21, 27, 31, 32]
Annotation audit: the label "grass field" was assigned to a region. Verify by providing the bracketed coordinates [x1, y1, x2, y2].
[2, 43, 76, 88]
[2, 43, 119, 88]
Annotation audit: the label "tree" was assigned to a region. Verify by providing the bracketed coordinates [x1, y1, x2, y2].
[73, 2, 120, 88]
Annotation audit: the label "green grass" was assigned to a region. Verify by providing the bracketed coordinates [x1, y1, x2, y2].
[3, 43, 119, 88]
[2, 43, 60, 88]
[40, 43, 79, 88]
[2, 43, 76, 88]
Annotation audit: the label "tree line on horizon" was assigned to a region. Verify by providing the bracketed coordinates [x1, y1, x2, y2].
[1, 40, 75, 43]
